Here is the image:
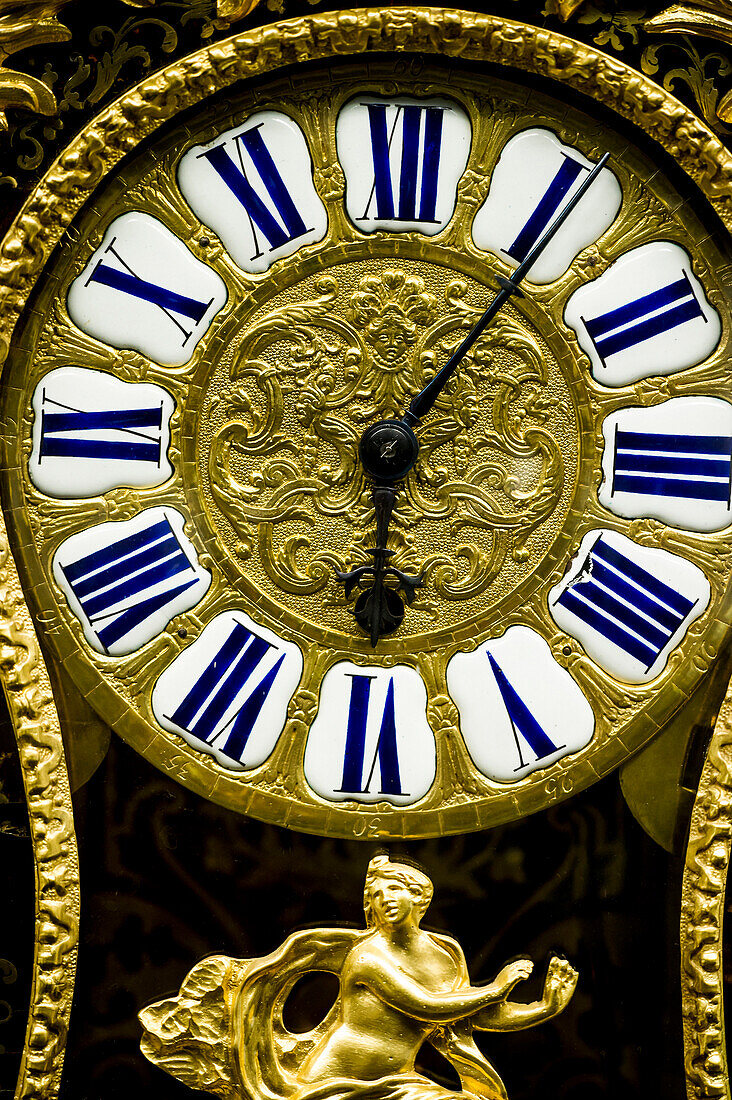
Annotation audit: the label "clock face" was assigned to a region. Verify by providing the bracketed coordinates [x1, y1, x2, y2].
[3, 33, 731, 839]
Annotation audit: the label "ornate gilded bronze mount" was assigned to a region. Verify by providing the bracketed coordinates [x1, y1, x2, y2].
[139, 854, 578, 1100]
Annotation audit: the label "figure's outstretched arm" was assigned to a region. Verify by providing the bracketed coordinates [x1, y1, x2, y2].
[473, 957, 578, 1032]
[358, 956, 534, 1024]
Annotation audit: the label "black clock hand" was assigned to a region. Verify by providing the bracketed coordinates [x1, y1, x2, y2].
[403, 151, 611, 429]
[339, 151, 611, 645]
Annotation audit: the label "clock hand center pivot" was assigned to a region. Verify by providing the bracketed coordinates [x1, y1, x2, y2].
[358, 418, 420, 483]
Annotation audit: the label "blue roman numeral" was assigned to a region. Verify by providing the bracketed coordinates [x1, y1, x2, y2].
[59, 516, 197, 653]
[504, 155, 587, 264]
[554, 535, 697, 671]
[165, 620, 285, 763]
[581, 270, 705, 367]
[339, 675, 403, 795]
[87, 239, 214, 345]
[362, 103, 445, 223]
[39, 392, 164, 465]
[485, 652, 563, 770]
[612, 426, 732, 506]
[200, 125, 310, 260]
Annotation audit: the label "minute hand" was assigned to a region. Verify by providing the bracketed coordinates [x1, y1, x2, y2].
[403, 152, 611, 428]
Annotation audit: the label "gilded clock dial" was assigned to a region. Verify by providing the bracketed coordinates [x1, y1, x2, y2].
[3, 33, 731, 838]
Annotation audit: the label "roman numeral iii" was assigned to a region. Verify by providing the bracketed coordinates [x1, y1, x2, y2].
[600, 397, 732, 533]
[29, 368, 174, 499]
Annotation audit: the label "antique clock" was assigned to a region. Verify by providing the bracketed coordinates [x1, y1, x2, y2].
[0, 4, 731, 1100]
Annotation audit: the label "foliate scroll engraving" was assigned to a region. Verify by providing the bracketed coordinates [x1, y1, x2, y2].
[204, 265, 577, 631]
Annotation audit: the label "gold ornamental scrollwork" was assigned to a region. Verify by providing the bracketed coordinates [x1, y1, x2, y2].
[206, 266, 567, 614]
[0, 503, 79, 1100]
[0, 1, 70, 127]
[682, 675, 732, 1100]
[1, 4, 731, 375]
[0, 0, 264, 129]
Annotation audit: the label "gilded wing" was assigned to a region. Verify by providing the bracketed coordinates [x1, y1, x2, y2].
[139, 929, 361, 1100]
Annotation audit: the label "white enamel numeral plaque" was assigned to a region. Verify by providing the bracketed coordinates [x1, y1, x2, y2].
[549, 529, 709, 683]
[178, 111, 328, 275]
[337, 95, 471, 236]
[67, 211, 227, 367]
[53, 507, 211, 657]
[472, 128, 621, 284]
[152, 610, 303, 771]
[447, 626, 595, 782]
[29, 367, 174, 499]
[304, 662, 436, 805]
[600, 396, 732, 533]
[564, 241, 721, 386]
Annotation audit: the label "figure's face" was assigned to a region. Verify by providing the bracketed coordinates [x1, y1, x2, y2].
[369, 876, 418, 926]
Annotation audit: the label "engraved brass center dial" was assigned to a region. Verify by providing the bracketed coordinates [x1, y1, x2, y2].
[194, 249, 585, 648]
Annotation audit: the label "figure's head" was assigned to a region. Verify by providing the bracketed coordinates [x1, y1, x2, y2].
[363, 854, 434, 929]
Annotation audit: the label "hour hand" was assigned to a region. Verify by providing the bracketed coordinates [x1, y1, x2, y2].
[335, 482, 423, 648]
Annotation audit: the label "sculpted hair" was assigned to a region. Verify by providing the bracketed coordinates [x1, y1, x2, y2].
[363, 855, 434, 927]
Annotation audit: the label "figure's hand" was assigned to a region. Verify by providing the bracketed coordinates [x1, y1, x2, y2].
[542, 956, 579, 1014]
[495, 958, 534, 996]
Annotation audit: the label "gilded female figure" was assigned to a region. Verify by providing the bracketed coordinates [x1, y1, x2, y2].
[139, 856, 577, 1100]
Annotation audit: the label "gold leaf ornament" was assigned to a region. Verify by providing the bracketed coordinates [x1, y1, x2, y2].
[216, 0, 263, 22]
[0, 0, 264, 130]
[0, 0, 71, 127]
[647, 1, 732, 45]
[646, 2, 732, 124]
